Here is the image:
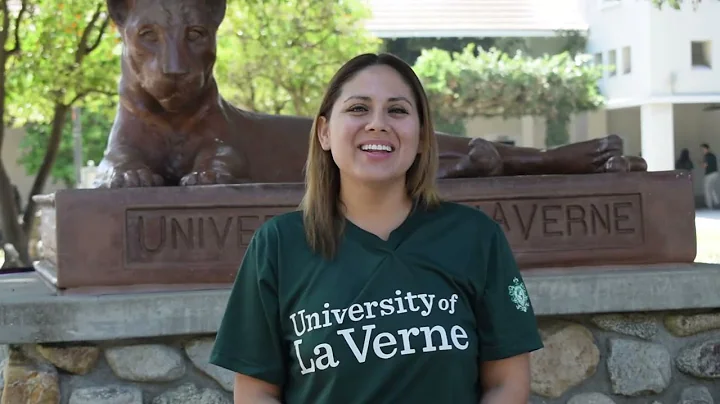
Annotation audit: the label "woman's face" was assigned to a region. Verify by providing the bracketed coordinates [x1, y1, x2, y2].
[318, 64, 421, 188]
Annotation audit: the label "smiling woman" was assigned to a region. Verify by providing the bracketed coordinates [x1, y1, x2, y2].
[209, 53, 544, 404]
[307, 55, 439, 255]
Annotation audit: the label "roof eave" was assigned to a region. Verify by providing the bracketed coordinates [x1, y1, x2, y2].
[368, 27, 589, 39]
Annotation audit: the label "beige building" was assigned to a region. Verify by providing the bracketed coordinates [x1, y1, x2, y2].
[365, 0, 720, 202]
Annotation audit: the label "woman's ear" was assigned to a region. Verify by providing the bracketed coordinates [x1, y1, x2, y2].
[317, 116, 331, 151]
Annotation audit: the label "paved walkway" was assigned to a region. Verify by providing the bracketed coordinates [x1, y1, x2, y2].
[695, 209, 720, 264]
[696, 208, 720, 225]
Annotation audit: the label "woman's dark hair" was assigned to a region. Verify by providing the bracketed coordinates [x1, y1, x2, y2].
[676, 148, 693, 171]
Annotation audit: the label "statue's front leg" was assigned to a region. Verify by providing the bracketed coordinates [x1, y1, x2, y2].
[438, 138, 504, 178]
[180, 140, 249, 186]
[540, 135, 647, 174]
[495, 134, 647, 176]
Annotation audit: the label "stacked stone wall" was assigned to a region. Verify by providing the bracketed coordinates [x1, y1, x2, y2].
[530, 311, 719, 403]
[1, 310, 718, 404]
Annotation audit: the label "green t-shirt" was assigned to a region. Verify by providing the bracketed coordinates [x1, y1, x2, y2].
[209, 201, 543, 403]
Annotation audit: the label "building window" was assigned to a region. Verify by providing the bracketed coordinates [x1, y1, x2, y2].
[594, 52, 603, 66]
[622, 46, 631, 74]
[608, 50, 617, 76]
[691, 41, 712, 68]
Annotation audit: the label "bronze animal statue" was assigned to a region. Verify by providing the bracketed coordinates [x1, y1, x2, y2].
[95, 0, 647, 189]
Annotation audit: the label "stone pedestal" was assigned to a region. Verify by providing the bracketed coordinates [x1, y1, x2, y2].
[32, 171, 697, 294]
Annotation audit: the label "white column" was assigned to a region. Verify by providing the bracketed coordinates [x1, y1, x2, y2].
[520, 116, 534, 148]
[640, 103, 675, 171]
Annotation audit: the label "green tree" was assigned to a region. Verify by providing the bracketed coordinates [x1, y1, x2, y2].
[214, 0, 381, 117]
[0, 0, 119, 266]
[651, 0, 709, 8]
[413, 45, 606, 146]
[0, 0, 32, 266]
[18, 107, 114, 188]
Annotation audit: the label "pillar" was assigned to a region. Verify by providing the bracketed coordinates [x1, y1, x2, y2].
[520, 116, 535, 148]
[569, 113, 586, 144]
[640, 103, 675, 171]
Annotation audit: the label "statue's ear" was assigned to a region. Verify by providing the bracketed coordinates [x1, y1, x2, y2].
[208, 0, 227, 27]
[106, 0, 134, 27]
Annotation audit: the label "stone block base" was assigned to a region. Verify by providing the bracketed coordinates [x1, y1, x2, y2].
[33, 171, 696, 293]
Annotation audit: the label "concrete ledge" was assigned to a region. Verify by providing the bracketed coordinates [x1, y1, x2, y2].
[1, 263, 719, 344]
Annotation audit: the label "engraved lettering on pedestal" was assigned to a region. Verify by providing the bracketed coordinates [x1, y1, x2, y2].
[471, 194, 643, 251]
[613, 201, 634, 234]
[138, 216, 165, 252]
[542, 205, 562, 237]
[125, 207, 291, 267]
[237, 216, 261, 247]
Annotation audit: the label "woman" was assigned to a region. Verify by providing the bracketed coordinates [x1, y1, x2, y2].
[675, 148, 694, 171]
[210, 53, 543, 404]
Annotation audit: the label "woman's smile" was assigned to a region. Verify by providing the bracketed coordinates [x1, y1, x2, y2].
[358, 140, 396, 161]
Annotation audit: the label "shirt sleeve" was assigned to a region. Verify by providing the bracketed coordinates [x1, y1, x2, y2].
[209, 224, 287, 386]
[475, 223, 544, 362]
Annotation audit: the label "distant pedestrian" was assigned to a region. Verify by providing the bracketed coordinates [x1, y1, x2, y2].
[675, 148, 694, 171]
[701, 143, 719, 209]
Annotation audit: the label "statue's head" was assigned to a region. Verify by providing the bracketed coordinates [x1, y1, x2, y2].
[107, 0, 227, 112]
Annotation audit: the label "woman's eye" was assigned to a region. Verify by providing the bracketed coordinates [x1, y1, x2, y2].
[348, 105, 367, 112]
[390, 107, 408, 114]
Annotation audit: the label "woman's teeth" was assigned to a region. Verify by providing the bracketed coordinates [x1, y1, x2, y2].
[360, 144, 394, 152]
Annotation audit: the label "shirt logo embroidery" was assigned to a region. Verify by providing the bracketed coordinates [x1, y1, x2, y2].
[508, 277, 530, 312]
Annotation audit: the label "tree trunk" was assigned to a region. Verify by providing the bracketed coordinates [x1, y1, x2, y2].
[21, 103, 69, 236]
[0, 2, 27, 267]
[0, 160, 28, 267]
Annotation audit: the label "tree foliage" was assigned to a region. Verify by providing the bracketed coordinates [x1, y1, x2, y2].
[413, 44, 606, 140]
[214, 0, 381, 117]
[8, 0, 119, 187]
[7, 0, 119, 125]
[19, 108, 113, 187]
[0, 0, 118, 265]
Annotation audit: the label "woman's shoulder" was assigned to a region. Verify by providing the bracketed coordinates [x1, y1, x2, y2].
[245, 210, 304, 250]
[255, 209, 305, 238]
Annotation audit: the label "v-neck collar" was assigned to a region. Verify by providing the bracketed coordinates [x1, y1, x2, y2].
[343, 199, 426, 252]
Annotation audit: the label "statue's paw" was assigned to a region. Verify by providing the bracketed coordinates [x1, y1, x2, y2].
[468, 137, 503, 174]
[109, 167, 164, 188]
[439, 137, 503, 178]
[601, 155, 648, 173]
[180, 170, 235, 186]
[628, 155, 648, 172]
[597, 134, 624, 154]
[580, 134, 623, 172]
